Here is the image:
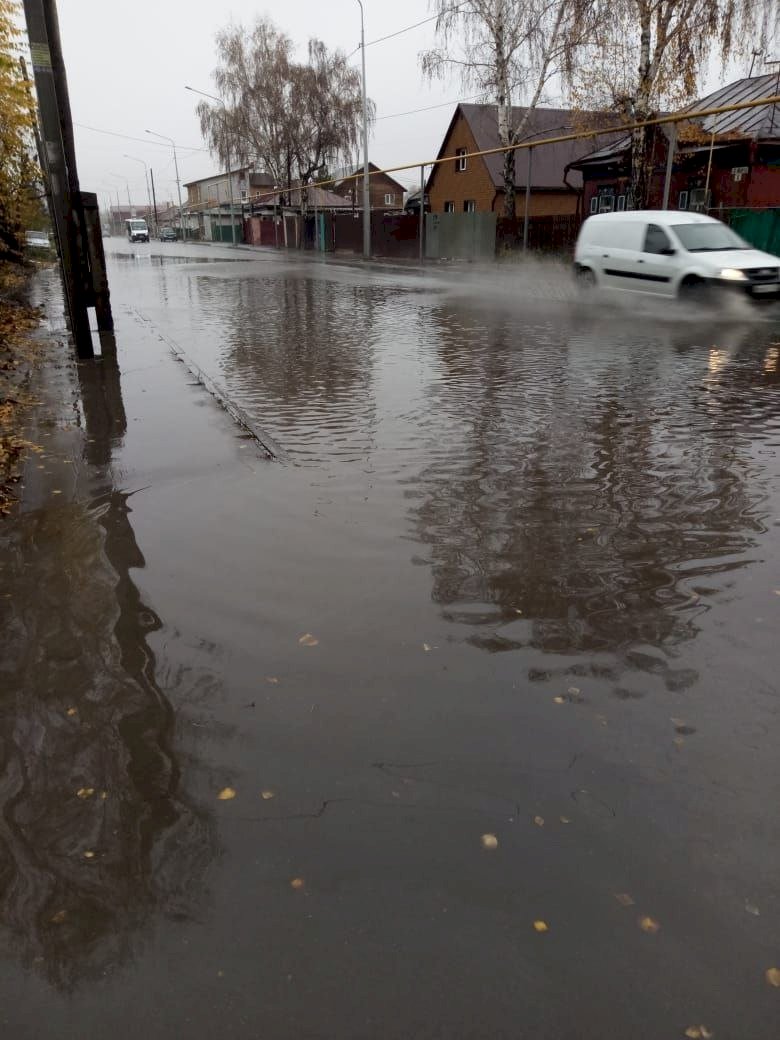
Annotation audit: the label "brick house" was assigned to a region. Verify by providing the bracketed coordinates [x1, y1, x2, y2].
[568, 74, 780, 215]
[332, 162, 407, 210]
[426, 103, 617, 217]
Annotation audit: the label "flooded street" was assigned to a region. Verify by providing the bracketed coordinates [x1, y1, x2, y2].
[2, 241, 780, 1038]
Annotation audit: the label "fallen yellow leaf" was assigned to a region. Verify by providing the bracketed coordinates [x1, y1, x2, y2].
[533, 920, 548, 933]
[533, 815, 544, 827]
[553, 696, 565, 704]
[290, 877, 305, 890]
[217, 787, 236, 801]
[614, 892, 635, 907]
[83, 850, 95, 859]
[100, 790, 108, 800]
[638, 915, 660, 933]
[298, 633, 319, 646]
[265, 677, 279, 684]
[422, 643, 431, 651]
[260, 790, 275, 800]
[481, 833, 499, 850]
[568, 686, 580, 695]
[559, 816, 571, 824]
[50, 910, 67, 924]
[66, 707, 78, 717]
[76, 787, 95, 800]
[684, 1027, 714, 1039]
[766, 967, 780, 987]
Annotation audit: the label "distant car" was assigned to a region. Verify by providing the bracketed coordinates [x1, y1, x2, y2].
[574, 210, 780, 303]
[159, 227, 177, 242]
[25, 230, 49, 250]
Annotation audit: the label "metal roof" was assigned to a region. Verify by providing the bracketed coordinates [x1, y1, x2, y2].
[569, 73, 780, 169]
[454, 104, 620, 190]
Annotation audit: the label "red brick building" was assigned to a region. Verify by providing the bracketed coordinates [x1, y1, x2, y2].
[569, 74, 780, 215]
[332, 163, 407, 211]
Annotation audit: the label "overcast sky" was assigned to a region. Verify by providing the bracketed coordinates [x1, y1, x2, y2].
[55, 1, 746, 212]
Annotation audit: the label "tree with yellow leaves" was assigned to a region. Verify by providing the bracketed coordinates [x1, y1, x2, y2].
[0, 0, 40, 263]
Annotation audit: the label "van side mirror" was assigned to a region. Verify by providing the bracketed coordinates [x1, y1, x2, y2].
[661, 247, 677, 256]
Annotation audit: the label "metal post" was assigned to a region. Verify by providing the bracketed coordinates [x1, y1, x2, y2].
[150, 168, 159, 233]
[80, 191, 113, 331]
[418, 164, 425, 262]
[662, 121, 677, 209]
[22, 0, 93, 356]
[522, 147, 533, 252]
[147, 130, 184, 239]
[357, 0, 370, 258]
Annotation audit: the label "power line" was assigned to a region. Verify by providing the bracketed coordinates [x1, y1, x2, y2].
[74, 122, 208, 153]
[347, 2, 466, 57]
[377, 92, 490, 120]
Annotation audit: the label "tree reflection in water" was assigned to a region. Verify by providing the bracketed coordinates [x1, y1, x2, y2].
[0, 339, 215, 991]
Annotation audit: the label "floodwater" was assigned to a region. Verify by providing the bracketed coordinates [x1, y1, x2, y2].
[2, 240, 780, 1038]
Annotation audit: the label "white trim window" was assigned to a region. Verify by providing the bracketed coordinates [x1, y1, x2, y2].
[463, 199, 476, 212]
[444, 201, 455, 213]
[678, 190, 689, 210]
[616, 195, 626, 212]
[589, 195, 598, 214]
[455, 148, 467, 172]
[384, 193, 395, 206]
[240, 189, 248, 202]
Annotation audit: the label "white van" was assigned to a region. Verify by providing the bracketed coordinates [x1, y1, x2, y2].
[574, 210, 780, 302]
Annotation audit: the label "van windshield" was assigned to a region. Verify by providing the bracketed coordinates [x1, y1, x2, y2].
[128, 220, 147, 230]
[672, 224, 748, 252]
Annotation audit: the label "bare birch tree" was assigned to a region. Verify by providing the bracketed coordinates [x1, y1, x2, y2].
[197, 18, 372, 206]
[421, 0, 597, 218]
[574, 0, 779, 206]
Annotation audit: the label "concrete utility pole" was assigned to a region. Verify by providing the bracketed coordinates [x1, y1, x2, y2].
[356, 0, 370, 258]
[149, 168, 159, 233]
[147, 129, 184, 239]
[185, 86, 237, 247]
[22, 0, 94, 356]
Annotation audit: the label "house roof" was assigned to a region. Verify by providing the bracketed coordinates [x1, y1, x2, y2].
[249, 184, 353, 209]
[569, 73, 780, 170]
[333, 162, 406, 193]
[432, 104, 621, 192]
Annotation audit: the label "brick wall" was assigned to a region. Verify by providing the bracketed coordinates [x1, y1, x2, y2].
[428, 114, 496, 213]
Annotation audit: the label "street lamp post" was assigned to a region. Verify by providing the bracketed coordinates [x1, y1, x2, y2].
[124, 154, 154, 232]
[146, 129, 184, 241]
[185, 85, 237, 247]
[356, 0, 370, 258]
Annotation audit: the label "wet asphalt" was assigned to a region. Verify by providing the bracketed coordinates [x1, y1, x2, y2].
[1, 239, 779, 1038]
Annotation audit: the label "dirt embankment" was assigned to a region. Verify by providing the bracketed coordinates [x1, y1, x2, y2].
[0, 263, 44, 516]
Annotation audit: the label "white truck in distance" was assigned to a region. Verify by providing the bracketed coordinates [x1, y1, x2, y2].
[125, 218, 149, 243]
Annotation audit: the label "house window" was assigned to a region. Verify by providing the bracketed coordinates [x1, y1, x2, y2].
[589, 195, 598, 214]
[455, 148, 467, 172]
[598, 195, 614, 213]
[240, 189, 248, 202]
[678, 190, 689, 210]
[444, 201, 455, 213]
[463, 200, 476, 212]
[616, 195, 626, 212]
[384, 193, 395, 206]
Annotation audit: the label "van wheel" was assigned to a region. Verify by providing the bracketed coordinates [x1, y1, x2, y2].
[678, 277, 711, 304]
[577, 267, 596, 289]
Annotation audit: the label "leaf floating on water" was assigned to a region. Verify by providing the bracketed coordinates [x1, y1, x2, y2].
[533, 815, 545, 827]
[685, 1026, 714, 1039]
[638, 915, 660, 933]
[50, 910, 67, 925]
[422, 643, 431, 652]
[298, 633, 319, 646]
[265, 676, 279, 684]
[290, 877, 305, 890]
[480, 833, 498, 850]
[76, 787, 95, 800]
[614, 892, 635, 907]
[745, 902, 760, 916]
[553, 696, 565, 704]
[559, 816, 571, 824]
[217, 787, 236, 801]
[766, 967, 780, 987]
[66, 707, 78, 717]
[533, 920, 548, 933]
[567, 686, 580, 695]
[260, 790, 275, 801]
[83, 850, 95, 860]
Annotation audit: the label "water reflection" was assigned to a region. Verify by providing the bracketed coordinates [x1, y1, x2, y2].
[412, 313, 774, 675]
[0, 347, 215, 990]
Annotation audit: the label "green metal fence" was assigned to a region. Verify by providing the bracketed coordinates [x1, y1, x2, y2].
[718, 209, 780, 257]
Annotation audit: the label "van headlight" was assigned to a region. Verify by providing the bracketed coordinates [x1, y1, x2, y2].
[719, 268, 747, 281]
